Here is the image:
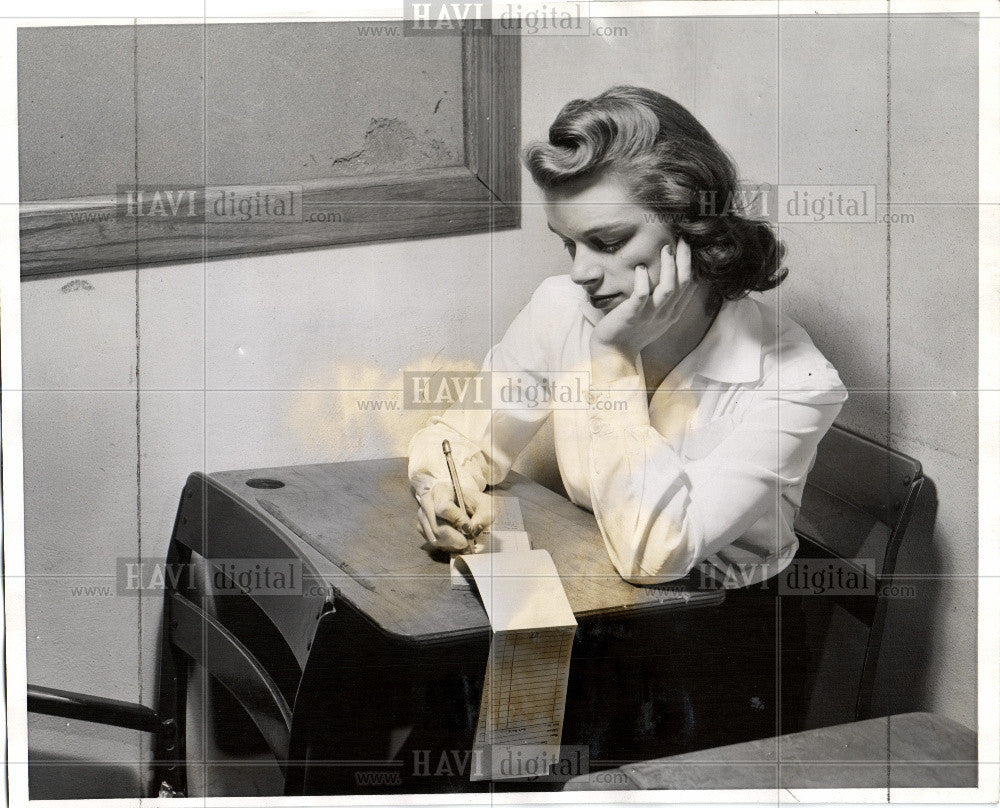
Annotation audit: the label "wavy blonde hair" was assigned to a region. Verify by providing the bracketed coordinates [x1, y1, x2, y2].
[523, 85, 787, 309]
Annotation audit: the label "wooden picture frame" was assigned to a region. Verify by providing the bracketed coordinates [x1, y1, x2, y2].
[19, 22, 520, 278]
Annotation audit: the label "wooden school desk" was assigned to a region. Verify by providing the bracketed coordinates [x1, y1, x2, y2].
[158, 457, 726, 795]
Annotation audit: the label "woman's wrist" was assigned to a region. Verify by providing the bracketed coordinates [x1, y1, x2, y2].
[589, 336, 640, 386]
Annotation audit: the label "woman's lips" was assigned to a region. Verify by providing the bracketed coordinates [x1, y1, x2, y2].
[589, 293, 622, 309]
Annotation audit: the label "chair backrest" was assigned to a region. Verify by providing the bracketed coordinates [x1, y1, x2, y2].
[793, 423, 924, 720]
[155, 472, 334, 795]
[797, 424, 923, 578]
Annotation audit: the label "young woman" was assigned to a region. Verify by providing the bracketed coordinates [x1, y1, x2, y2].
[407, 85, 848, 760]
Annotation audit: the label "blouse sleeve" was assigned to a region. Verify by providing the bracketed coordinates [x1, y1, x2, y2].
[407, 279, 561, 499]
[586, 359, 848, 584]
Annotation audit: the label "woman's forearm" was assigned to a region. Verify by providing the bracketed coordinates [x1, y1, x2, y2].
[589, 336, 640, 388]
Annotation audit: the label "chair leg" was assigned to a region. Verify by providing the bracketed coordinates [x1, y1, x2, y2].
[154, 629, 189, 795]
[153, 563, 191, 797]
[154, 645, 188, 795]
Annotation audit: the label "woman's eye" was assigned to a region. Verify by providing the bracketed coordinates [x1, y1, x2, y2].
[596, 240, 624, 254]
[561, 240, 576, 256]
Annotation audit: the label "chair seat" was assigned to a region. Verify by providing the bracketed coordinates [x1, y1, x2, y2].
[563, 712, 976, 791]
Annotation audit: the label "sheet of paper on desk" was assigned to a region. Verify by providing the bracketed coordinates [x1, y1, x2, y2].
[455, 549, 577, 781]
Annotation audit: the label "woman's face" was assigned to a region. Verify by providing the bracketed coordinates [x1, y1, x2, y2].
[543, 171, 676, 313]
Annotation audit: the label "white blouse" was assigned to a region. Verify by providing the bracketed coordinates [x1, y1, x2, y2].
[408, 274, 848, 587]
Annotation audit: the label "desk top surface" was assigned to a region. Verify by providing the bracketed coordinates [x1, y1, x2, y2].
[209, 457, 723, 644]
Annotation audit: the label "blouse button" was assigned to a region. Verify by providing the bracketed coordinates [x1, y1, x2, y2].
[590, 419, 606, 435]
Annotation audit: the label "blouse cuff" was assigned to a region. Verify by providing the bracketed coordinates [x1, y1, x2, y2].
[587, 374, 650, 436]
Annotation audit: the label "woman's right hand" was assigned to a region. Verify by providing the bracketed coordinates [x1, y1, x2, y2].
[590, 239, 698, 360]
[415, 481, 493, 553]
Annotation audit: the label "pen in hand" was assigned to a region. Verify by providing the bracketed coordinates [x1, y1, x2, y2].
[441, 439, 469, 517]
[442, 439, 477, 546]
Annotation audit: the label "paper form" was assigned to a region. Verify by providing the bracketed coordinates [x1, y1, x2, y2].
[455, 548, 577, 781]
[481, 493, 528, 533]
[450, 494, 531, 589]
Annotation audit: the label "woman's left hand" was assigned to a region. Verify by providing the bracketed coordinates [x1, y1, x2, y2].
[590, 238, 699, 359]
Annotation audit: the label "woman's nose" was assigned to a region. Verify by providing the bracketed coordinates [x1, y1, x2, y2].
[569, 254, 604, 288]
